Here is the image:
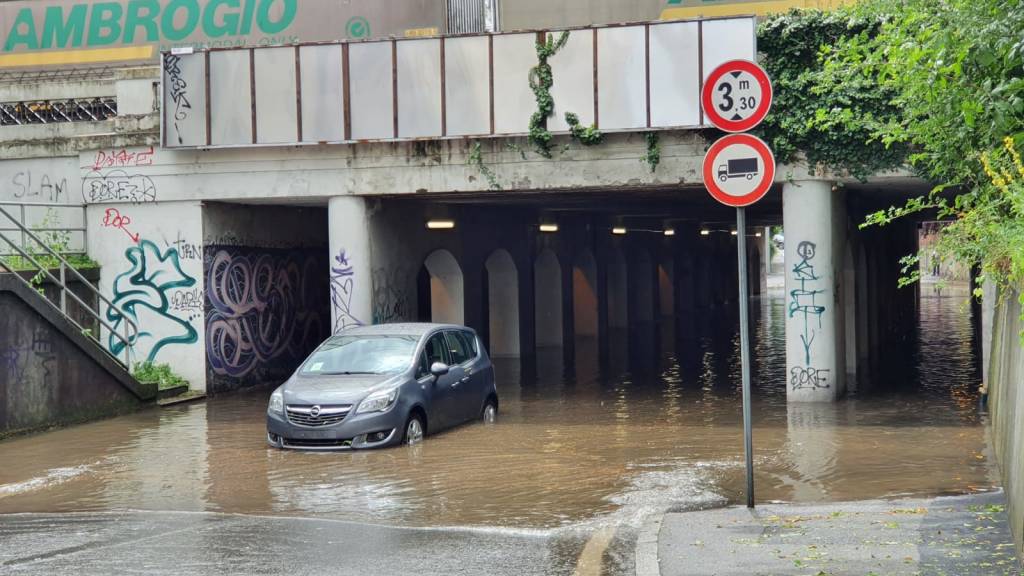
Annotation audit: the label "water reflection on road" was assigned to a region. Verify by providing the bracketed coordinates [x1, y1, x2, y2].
[0, 284, 994, 530]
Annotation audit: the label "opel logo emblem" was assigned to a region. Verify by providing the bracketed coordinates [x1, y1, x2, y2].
[310, 405, 321, 417]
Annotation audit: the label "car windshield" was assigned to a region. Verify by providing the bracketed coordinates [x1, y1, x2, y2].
[300, 335, 418, 376]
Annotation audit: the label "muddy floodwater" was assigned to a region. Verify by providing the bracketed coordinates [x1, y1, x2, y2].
[0, 283, 994, 531]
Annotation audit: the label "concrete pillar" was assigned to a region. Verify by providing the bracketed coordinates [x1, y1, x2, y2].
[783, 180, 846, 401]
[328, 196, 373, 331]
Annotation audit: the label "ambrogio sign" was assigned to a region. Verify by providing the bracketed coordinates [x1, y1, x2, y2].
[0, 0, 443, 68]
[3, 0, 296, 51]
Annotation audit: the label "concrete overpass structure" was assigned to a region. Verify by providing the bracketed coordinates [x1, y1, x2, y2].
[1, 16, 931, 402]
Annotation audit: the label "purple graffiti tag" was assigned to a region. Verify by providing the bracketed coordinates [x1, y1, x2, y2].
[205, 247, 325, 380]
[331, 250, 364, 332]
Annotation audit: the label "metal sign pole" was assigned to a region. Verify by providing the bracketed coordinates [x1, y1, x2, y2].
[736, 206, 755, 508]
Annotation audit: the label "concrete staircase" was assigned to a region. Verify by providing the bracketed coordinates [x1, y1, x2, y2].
[0, 204, 157, 437]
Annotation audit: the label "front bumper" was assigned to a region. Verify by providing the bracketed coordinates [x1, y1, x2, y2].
[266, 407, 406, 451]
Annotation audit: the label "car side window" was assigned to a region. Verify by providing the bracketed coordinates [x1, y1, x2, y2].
[460, 331, 478, 357]
[415, 351, 430, 379]
[423, 334, 450, 369]
[445, 331, 472, 365]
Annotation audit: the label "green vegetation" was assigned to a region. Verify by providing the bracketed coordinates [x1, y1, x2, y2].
[528, 31, 570, 158]
[0, 209, 97, 273]
[760, 1, 1024, 323]
[133, 362, 189, 391]
[642, 132, 661, 173]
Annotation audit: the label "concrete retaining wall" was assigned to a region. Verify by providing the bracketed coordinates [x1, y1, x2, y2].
[0, 275, 155, 438]
[987, 286, 1024, 559]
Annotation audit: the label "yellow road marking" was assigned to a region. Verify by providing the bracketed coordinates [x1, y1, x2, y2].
[0, 45, 154, 68]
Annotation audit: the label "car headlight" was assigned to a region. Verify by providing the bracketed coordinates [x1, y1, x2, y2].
[357, 387, 399, 414]
[268, 389, 284, 415]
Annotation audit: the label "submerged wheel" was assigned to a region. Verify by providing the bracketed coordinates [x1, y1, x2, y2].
[482, 399, 498, 424]
[403, 413, 424, 445]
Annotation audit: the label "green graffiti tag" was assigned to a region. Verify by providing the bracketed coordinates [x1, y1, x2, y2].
[107, 239, 198, 363]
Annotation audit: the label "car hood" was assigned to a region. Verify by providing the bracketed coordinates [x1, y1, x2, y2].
[281, 373, 403, 406]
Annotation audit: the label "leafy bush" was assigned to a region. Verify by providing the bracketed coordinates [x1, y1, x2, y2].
[133, 362, 189, 390]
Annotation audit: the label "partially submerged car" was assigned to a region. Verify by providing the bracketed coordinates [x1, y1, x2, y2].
[267, 323, 498, 450]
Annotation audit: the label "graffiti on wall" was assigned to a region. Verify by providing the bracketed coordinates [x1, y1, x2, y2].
[91, 147, 155, 171]
[107, 240, 199, 363]
[8, 171, 68, 203]
[372, 267, 409, 325]
[2, 330, 56, 382]
[101, 208, 140, 243]
[163, 53, 191, 144]
[331, 250, 364, 332]
[205, 246, 327, 380]
[82, 170, 158, 204]
[789, 240, 829, 390]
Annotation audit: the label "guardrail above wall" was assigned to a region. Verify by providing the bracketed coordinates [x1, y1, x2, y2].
[160, 16, 756, 149]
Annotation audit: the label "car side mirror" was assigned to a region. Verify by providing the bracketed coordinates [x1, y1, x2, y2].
[430, 362, 449, 378]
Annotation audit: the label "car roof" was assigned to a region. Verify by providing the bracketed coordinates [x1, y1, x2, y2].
[337, 323, 473, 337]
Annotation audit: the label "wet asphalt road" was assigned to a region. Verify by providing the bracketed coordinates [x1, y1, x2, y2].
[0, 511, 593, 576]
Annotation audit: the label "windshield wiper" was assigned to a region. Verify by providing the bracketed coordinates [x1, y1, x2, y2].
[319, 371, 379, 375]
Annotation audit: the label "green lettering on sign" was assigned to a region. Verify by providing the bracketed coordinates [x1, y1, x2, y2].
[204, 0, 241, 37]
[256, 0, 295, 35]
[42, 5, 87, 49]
[124, 0, 161, 43]
[4, 9, 38, 51]
[88, 3, 124, 46]
[162, 0, 200, 42]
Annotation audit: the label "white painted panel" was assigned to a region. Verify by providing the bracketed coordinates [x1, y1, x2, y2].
[209, 51, 252, 146]
[492, 33, 535, 134]
[445, 36, 490, 136]
[349, 42, 395, 140]
[701, 17, 757, 82]
[254, 47, 298, 144]
[649, 21, 700, 127]
[549, 30, 594, 133]
[597, 26, 647, 130]
[162, 53, 206, 147]
[397, 38, 442, 138]
[86, 201, 207, 392]
[300, 45, 344, 142]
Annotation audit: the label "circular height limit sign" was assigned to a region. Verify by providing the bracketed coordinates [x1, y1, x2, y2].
[702, 60, 773, 132]
[703, 133, 776, 207]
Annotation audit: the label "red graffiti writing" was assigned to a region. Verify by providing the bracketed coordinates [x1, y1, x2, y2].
[102, 208, 140, 243]
[91, 147, 154, 171]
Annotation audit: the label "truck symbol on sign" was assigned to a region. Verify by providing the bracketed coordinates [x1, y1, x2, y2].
[718, 158, 759, 182]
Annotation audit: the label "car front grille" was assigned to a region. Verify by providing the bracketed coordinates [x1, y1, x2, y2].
[286, 404, 352, 427]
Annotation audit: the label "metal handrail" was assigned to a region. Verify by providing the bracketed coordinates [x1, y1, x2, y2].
[0, 205, 138, 370]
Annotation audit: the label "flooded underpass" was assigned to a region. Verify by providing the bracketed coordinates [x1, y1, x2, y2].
[0, 284, 995, 573]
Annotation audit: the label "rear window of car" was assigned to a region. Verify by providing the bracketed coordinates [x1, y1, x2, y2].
[446, 331, 477, 364]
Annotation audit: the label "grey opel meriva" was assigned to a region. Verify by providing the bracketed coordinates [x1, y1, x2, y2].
[267, 323, 498, 450]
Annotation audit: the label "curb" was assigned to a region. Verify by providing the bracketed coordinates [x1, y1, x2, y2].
[635, 512, 664, 576]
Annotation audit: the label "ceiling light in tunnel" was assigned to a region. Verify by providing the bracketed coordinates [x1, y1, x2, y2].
[612, 227, 627, 235]
[664, 229, 675, 236]
[700, 229, 710, 236]
[426, 220, 455, 230]
[731, 230, 738, 236]
[755, 231, 763, 238]
[539, 223, 559, 233]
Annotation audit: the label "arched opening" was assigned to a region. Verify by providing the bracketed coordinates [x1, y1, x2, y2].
[422, 249, 464, 325]
[573, 250, 599, 337]
[658, 257, 674, 318]
[607, 248, 628, 328]
[485, 249, 520, 357]
[534, 248, 563, 348]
